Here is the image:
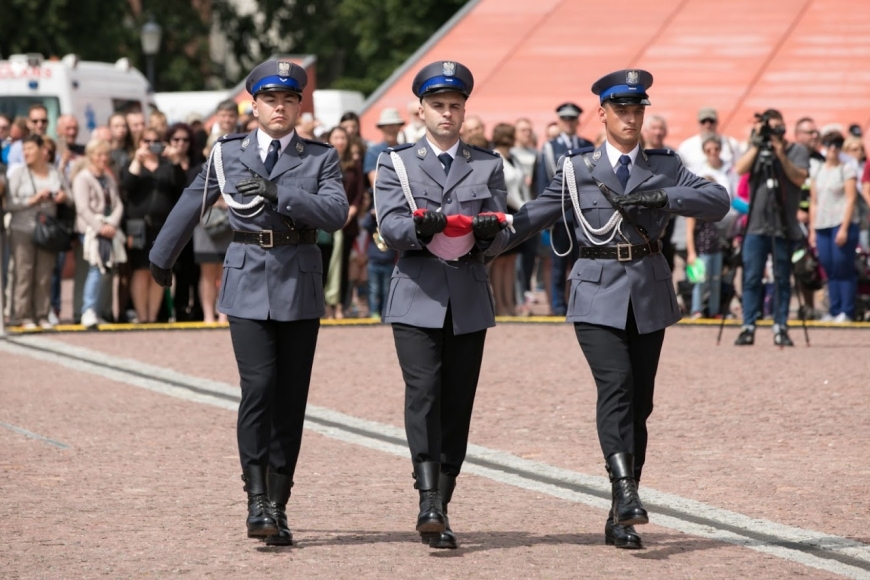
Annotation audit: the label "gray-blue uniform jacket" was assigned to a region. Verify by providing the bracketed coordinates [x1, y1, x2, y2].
[149, 130, 349, 321]
[488, 142, 730, 334]
[375, 138, 509, 335]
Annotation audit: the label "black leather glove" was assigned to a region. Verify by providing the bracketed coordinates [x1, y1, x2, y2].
[471, 214, 505, 240]
[413, 211, 447, 238]
[236, 177, 278, 203]
[150, 262, 173, 288]
[614, 189, 668, 209]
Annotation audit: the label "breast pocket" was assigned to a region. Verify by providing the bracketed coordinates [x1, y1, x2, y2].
[577, 195, 612, 230]
[411, 188, 442, 211]
[454, 185, 492, 213]
[219, 244, 246, 309]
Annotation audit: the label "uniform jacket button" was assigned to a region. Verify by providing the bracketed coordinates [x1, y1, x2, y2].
[447, 198, 452, 203]
[593, 200, 597, 205]
[472, 193, 476, 197]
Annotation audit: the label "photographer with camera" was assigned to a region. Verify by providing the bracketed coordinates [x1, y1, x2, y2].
[121, 127, 185, 323]
[733, 109, 809, 346]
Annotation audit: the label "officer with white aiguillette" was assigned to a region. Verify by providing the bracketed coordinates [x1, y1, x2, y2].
[149, 59, 348, 546]
[488, 69, 729, 549]
[374, 60, 509, 550]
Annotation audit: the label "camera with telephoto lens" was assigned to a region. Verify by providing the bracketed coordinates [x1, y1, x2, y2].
[753, 112, 786, 146]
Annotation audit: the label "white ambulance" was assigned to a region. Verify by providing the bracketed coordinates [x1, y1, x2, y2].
[0, 53, 153, 141]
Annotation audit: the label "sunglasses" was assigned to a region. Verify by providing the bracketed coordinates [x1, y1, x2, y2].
[30, 118, 49, 124]
[699, 118, 717, 125]
[170, 137, 190, 143]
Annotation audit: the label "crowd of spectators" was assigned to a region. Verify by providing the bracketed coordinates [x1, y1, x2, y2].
[2, 96, 869, 330]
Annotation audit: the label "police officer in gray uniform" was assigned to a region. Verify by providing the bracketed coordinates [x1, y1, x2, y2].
[374, 60, 508, 550]
[488, 69, 729, 549]
[149, 59, 348, 545]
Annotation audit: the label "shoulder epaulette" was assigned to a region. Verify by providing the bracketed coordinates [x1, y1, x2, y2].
[302, 138, 333, 148]
[386, 143, 414, 153]
[218, 132, 247, 143]
[644, 148, 675, 156]
[565, 146, 595, 157]
[467, 143, 499, 157]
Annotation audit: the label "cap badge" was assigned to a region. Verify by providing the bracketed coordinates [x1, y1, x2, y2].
[626, 70, 639, 85]
[241, 138, 250, 149]
[277, 61, 291, 78]
[592, 149, 601, 161]
[442, 61, 456, 77]
[296, 142, 304, 154]
[462, 149, 471, 160]
[417, 147, 427, 158]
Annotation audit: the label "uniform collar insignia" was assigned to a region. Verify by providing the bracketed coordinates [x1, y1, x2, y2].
[642, 150, 649, 161]
[592, 149, 601, 161]
[241, 138, 250, 149]
[462, 149, 471, 160]
[417, 147, 427, 158]
[296, 142, 304, 154]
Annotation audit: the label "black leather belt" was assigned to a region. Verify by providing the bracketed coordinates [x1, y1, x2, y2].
[401, 248, 484, 263]
[232, 229, 317, 248]
[577, 239, 662, 262]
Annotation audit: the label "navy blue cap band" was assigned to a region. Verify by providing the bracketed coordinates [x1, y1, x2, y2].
[252, 75, 301, 95]
[418, 75, 467, 96]
[600, 84, 646, 102]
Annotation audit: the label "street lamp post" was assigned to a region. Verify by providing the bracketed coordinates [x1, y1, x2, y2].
[140, 18, 162, 90]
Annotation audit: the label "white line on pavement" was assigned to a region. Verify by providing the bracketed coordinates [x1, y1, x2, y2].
[3, 335, 869, 579]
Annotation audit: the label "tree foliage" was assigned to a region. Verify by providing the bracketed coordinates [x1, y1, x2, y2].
[214, 0, 469, 95]
[2, 0, 469, 94]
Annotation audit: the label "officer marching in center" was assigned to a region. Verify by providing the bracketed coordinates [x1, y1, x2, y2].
[487, 70, 729, 549]
[148, 60, 348, 545]
[374, 61, 509, 550]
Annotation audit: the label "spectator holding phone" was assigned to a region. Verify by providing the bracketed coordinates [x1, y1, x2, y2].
[121, 127, 184, 322]
[5, 135, 68, 329]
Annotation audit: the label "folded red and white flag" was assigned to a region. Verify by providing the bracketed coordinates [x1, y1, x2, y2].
[412, 210, 513, 260]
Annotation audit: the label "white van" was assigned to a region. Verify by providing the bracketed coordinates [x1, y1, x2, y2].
[0, 53, 153, 141]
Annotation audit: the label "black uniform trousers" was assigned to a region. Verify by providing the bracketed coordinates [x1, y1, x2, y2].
[228, 316, 320, 477]
[392, 305, 486, 477]
[573, 305, 665, 479]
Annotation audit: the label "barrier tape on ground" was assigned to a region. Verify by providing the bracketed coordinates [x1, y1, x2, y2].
[3, 335, 869, 579]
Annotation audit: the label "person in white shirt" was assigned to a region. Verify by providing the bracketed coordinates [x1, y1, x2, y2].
[677, 107, 741, 174]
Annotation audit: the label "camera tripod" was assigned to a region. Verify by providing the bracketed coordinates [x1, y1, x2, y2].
[716, 143, 810, 347]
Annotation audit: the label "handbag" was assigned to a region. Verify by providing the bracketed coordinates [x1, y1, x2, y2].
[202, 205, 232, 236]
[125, 218, 147, 250]
[28, 169, 72, 252]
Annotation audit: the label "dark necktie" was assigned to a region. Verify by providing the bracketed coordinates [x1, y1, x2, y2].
[616, 154, 631, 190]
[437, 152, 453, 176]
[265, 139, 281, 174]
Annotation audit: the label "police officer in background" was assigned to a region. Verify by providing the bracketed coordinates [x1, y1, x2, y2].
[489, 70, 729, 549]
[149, 60, 348, 546]
[374, 60, 508, 550]
[537, 103, 594, 315]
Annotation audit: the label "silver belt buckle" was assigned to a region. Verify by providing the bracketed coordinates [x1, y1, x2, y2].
[259, 230, 274, 248]
[616, 243, 632, 262]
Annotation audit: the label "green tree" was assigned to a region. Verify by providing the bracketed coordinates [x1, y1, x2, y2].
[1, 0, 213, 92]
[214, 0, 469, 95]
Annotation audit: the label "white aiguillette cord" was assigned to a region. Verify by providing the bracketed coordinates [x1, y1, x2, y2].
[552, 155, 623, 258]
[200, 141, 266, 225]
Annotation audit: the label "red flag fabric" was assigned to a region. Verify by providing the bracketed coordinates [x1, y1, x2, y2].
[413, 209, 509, 237]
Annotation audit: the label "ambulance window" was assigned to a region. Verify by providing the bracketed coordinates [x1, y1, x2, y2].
[0, 96, 61, 137]
[112, 99, 143, 114]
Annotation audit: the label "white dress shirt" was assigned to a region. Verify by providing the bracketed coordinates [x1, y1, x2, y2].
[256, 130, 296, 163]
[604, 140, 640, 175]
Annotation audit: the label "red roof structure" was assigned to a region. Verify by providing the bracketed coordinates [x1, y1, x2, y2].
[360, 0, 870, 146]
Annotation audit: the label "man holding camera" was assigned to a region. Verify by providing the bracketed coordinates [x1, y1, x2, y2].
[733, 109, 809, 346]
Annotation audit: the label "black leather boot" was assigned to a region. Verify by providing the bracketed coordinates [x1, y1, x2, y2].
[413, 462, 445, 533]
[242, 467, 278, 538]
[264, 471, 293, 546]
[606, 453, 648, 526]
[604, 463, 643, 549]
[423, 473, 457, 549]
